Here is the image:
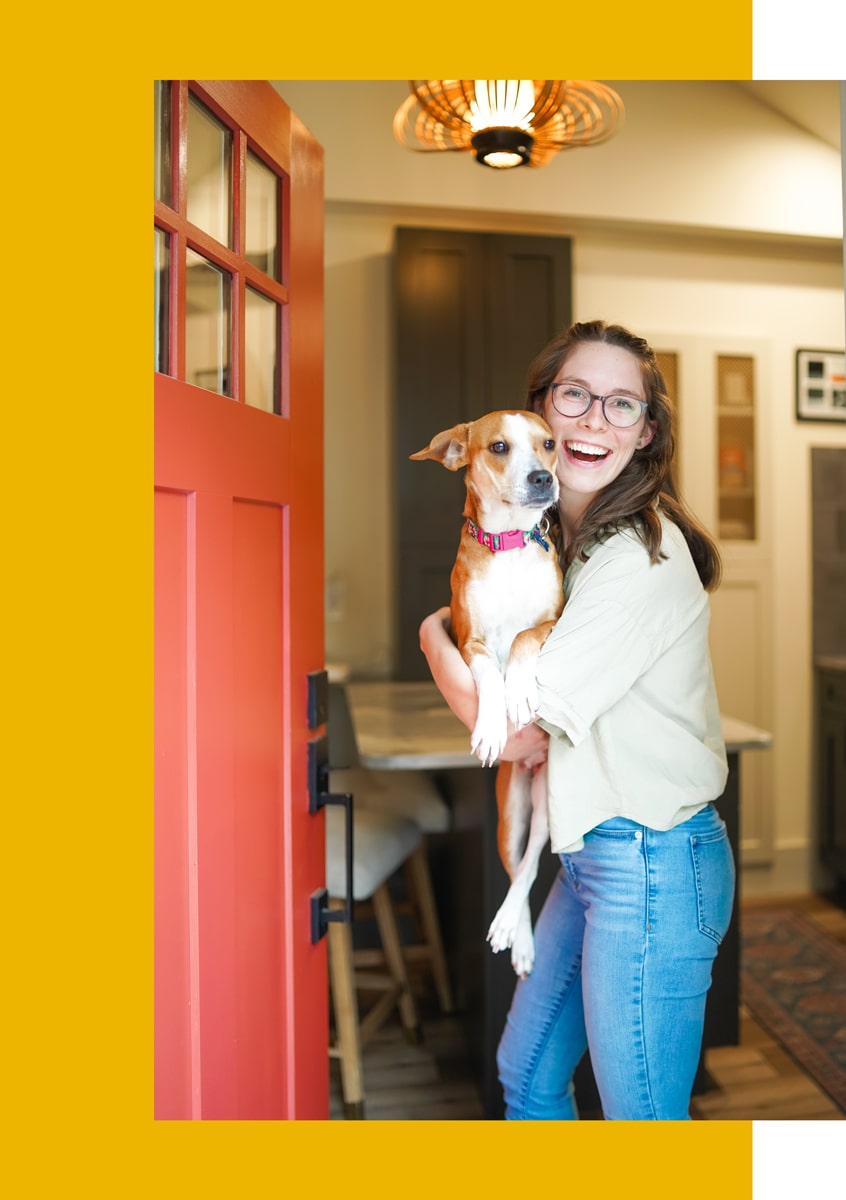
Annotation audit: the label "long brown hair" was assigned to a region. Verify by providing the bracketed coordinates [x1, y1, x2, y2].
[526, 320, 721, 591]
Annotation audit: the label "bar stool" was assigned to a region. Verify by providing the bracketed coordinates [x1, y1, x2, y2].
[325, 803, 422, 1119]
[328, 683, 455, 1013]
[330, 764, 454, 1013]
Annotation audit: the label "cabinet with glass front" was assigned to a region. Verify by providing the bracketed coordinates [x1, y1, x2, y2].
[716, 354, 756, 541]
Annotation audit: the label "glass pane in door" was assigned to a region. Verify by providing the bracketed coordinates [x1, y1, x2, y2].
[187, 95, 232, 247]
[185, 248, 231, 396]
[154, 81, 171, 206]
[245, 150, 280, 279]
[245, 287, 278, 413]
[154, 227, 170, 374]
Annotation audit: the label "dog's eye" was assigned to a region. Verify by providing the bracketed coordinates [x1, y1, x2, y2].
[544, 439, 555, 451]
[489, 441, 508, 455]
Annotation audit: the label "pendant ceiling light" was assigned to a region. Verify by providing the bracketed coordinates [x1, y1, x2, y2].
[393, 79, 624, 169]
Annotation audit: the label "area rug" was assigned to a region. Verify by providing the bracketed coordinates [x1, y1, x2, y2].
[741, 908, 846, 1112]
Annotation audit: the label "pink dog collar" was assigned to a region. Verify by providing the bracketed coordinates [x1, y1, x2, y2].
[466, 518, 551, 553]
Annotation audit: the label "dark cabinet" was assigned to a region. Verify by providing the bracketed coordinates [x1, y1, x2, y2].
[393, 226, 572, 679]
[811, 447, 846, 897]
[818, 667, 846, 895]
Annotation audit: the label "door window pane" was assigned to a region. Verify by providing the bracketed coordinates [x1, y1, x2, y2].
[246, 150, 280, 279]
[185, 248, 231, 396]
[154, 228, 170, 374]
[245, 287, 278, 413]
[154, 81, 171, 206]
[187, 95, 232, 247]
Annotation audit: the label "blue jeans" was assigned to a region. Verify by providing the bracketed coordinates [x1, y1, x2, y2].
[496, 804, 735, 1120]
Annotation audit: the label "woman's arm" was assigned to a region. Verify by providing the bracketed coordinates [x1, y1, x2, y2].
[418, 607, 478, 728]
[418, 607, 549, 763]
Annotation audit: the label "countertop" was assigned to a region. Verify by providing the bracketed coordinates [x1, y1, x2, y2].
[345, 680, 772, 769]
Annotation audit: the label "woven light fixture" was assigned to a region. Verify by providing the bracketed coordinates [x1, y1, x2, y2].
[393, 79, 624, 169]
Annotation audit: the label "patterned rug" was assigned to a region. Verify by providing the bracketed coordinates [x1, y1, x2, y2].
[741, 908, 846, 1112]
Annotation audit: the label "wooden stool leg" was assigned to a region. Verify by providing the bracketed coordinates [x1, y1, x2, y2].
[327, 909, 365, 1119]
[407, 843, 455, 1013]
[371, 882, 421, 1043]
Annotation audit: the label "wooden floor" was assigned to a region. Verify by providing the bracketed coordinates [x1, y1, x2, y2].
[330, 892, 846, 1121]
[690, 892, 846, 1122]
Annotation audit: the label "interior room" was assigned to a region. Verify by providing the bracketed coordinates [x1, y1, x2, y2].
[154, 79, 846, 1122]
[274, 78, 844, 892]
[273, 78, 846, 1119]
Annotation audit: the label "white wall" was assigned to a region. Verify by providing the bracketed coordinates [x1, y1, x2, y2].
[275, 81, 846, 896]
[273, 81, 843, 240]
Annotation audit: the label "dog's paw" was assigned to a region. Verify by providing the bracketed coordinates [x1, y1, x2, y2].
[488, 901, 535, 976]
[486, 912, 514, 955]
[510, 925, 535, 978]
[471, 710, 507, 766]
[487, 889, 525, 954]
[470, 670, 508, 765]
[505, 661, 539, 730]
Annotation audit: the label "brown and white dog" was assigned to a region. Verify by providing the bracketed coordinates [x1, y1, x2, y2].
[411, 410, 564, 976]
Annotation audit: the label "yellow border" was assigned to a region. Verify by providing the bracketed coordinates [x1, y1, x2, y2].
[12, 0, 806, 1193]
[153, 0, 752, 79]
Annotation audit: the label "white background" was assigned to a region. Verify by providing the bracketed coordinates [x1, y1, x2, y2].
[754, 0, 846, 76]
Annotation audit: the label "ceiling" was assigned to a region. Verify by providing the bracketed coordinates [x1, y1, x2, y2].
[733, 81, 841, 150]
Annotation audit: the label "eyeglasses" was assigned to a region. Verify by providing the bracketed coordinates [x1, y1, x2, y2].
[549, 382, 649, 429]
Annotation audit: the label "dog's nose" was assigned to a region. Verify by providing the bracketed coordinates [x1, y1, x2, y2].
[527, 470, 553, 489]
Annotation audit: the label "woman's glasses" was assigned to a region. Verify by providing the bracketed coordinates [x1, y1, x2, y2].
[550, 383, 648, 429]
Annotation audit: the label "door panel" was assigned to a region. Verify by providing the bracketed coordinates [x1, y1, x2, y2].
[232, 499, 286, 1114]
[154, 81, 325, 1120]
[153, 488, 196, 1119]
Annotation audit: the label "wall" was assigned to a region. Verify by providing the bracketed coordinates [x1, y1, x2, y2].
[273, 81, 842, 239]
[275, 81, 846, 896]
[843, 80, 846, 346]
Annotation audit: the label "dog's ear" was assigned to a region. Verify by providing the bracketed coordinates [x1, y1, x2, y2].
[409, 423, 470, 471]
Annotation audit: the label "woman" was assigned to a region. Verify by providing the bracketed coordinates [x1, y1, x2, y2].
[419, 320, 734, 1120]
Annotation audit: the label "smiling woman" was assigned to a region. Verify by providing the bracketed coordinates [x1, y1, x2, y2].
[419, 318, 732, 1121]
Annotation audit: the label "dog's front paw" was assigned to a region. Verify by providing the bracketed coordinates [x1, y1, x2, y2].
[472, 691, 504, 763]
[505, 660, 539, 730]
[471, 679, 508, 765]
[471, 714, 507, 767]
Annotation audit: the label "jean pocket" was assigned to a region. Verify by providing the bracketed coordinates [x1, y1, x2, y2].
[690, 826, 735, 944]
[589, 817, 642, 840]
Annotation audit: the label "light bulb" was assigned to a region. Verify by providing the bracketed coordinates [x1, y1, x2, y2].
[467, 80, 535, 134]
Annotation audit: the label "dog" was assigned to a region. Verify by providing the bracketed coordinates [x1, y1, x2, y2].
[411, 410, 564, 977]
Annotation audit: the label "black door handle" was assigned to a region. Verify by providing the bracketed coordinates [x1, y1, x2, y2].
[308, 734, 354, 943]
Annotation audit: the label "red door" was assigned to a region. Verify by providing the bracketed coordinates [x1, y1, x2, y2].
[154, 80, 327, 1119]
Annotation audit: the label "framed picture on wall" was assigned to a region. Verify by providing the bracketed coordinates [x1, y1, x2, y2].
[795, 348, 846, 422]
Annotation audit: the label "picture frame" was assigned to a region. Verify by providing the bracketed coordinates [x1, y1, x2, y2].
[795, 348, 846, 422]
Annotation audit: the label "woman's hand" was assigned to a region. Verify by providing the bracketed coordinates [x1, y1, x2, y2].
[502, 724, 549, 766]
